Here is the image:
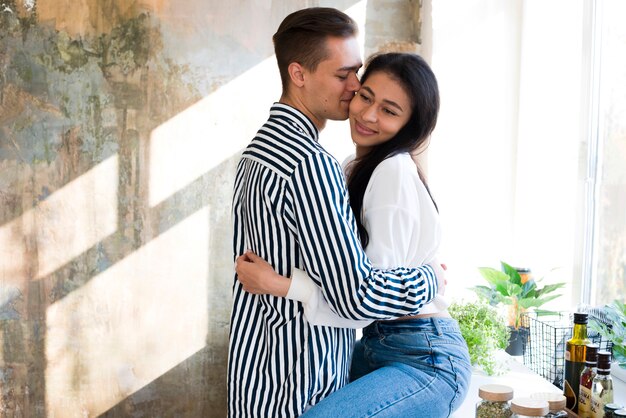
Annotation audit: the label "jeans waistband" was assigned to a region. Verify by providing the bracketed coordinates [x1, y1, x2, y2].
[363, 317, 460, 337]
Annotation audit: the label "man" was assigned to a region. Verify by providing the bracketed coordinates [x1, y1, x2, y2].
[228, 7, 443, 417]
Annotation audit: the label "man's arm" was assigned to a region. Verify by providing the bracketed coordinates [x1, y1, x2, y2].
[284, 152, 439, 321]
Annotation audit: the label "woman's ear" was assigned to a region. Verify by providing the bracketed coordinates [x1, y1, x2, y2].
[287, 62, 306, 88]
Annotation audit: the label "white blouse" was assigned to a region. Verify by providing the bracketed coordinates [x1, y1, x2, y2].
[286, 152, 447, 328]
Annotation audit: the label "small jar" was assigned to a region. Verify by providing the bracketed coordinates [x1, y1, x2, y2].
[515, 267, 532, 284]
[605, 403, 624, 418]
[510, 397, 549, 417]
[530, 392, 567, 417]
[614, 408, 626, 418]
[476, 384, 514, 418]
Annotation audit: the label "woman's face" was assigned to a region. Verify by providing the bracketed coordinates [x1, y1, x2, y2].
[349, 71, 412, 154]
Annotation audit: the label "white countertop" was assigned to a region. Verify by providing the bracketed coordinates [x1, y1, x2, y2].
[451, 352, 626, 417]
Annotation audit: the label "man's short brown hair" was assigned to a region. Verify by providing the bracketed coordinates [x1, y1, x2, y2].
[273, 7, 358, 92]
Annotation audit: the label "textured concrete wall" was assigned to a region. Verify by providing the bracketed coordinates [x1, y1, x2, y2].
[0, 0, 418, 416]
[364, 0, 422, 56]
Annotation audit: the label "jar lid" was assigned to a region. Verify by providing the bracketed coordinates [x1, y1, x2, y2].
[605, 403, 623, 411]
[511, 398, 550, 416]
[478, 384, 514, 401]
[530, 392, 566, 411]
[614, 409, 626, 417]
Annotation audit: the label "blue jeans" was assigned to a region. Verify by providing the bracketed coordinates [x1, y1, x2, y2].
[302, 317, 472, 418]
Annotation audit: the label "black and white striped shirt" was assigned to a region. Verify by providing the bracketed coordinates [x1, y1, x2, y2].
[228, 103, 438, 417]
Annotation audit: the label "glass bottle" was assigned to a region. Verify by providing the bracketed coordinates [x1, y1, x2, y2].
[476, 384, 514, 418]
[563, 312, 591, 412]
[590, 351, 613, 417]
[578, 343, 599, 417]
[511, 397, 549, 417]
[530, 392, 568, 418]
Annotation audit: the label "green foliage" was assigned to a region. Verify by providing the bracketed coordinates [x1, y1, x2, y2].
[590, 300, 626, 369]
[449, 300, 510, 375]
[472, 261, 566, 329]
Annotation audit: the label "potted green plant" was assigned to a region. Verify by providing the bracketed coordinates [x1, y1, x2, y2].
[449, 300, 510, 375]
[590, 300, 626, 380]
[472, 261, 566, 355]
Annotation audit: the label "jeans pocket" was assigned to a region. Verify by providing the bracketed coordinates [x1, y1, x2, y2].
[377, 332, 431, 353]
[369, 333, 435, 372]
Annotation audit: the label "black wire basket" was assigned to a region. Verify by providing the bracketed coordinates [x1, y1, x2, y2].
[521, 309, 613, 389]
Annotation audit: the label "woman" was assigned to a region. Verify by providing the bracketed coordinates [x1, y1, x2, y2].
[235, 52, 471, 417]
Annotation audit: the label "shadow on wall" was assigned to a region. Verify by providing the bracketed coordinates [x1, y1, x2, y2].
[0, 0, 362, 416]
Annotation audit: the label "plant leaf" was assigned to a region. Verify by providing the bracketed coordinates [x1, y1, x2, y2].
[478, 268, 510, 286]
[535, 283, 566, 298]
[521, 281, 537, 298]
[518, 295, 561, 309]
[590, 299, 626, 366]
[501, 261, 522, 286]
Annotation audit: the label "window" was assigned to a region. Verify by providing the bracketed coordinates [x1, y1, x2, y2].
[582, 0, 626, 305]
[426, 0, 625, 308]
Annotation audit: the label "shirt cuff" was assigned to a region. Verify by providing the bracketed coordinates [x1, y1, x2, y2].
[286, 268, 317, 304]
[428, 262, 443, 301]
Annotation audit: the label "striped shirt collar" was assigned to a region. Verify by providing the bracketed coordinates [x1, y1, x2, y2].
[270, 102, 319, 142]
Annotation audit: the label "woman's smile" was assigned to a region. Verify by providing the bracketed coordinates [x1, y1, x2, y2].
[354, 120, 377, 136]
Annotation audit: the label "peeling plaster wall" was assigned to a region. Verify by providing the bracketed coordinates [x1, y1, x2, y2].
[0, 0, 420, 416]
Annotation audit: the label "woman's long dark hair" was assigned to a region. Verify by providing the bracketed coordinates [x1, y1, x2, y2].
[347, 53, 440, 248]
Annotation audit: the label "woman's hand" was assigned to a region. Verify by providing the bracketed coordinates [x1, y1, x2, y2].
[235, 251, 291, 297]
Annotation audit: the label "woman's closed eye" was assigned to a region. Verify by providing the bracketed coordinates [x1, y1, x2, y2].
[358, 92, 372, 103]
[383, 107, 399, 116]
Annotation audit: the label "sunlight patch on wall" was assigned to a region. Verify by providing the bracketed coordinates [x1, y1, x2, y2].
[45, 206, 210, 417]
[1, 156, 119, 288]
[35, 156, 119, 279]
[148, 56, 281, 207]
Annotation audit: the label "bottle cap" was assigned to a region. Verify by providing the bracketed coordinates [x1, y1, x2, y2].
[478, 384, 514, 401]
[511, 398, 550, 416]
[530, 392, 567, 412]
[573, 312, 588, 324]
[585, 344, 599, 363]
[597, 351, 612, 370]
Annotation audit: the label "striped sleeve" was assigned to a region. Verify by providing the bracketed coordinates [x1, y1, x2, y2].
[284, 151, 438, 321]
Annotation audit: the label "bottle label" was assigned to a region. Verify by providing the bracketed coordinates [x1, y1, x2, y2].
[578, 386, 592, 417]
[590, 396, 604, 418]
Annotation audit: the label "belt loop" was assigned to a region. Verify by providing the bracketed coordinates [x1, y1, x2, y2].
[432, 318, 443, 336]
[374, 320, 382, 336]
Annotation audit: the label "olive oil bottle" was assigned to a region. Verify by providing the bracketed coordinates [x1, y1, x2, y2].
[563, 312, 591, 412]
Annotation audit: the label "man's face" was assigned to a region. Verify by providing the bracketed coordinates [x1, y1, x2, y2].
[303, 36, 362, 127]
